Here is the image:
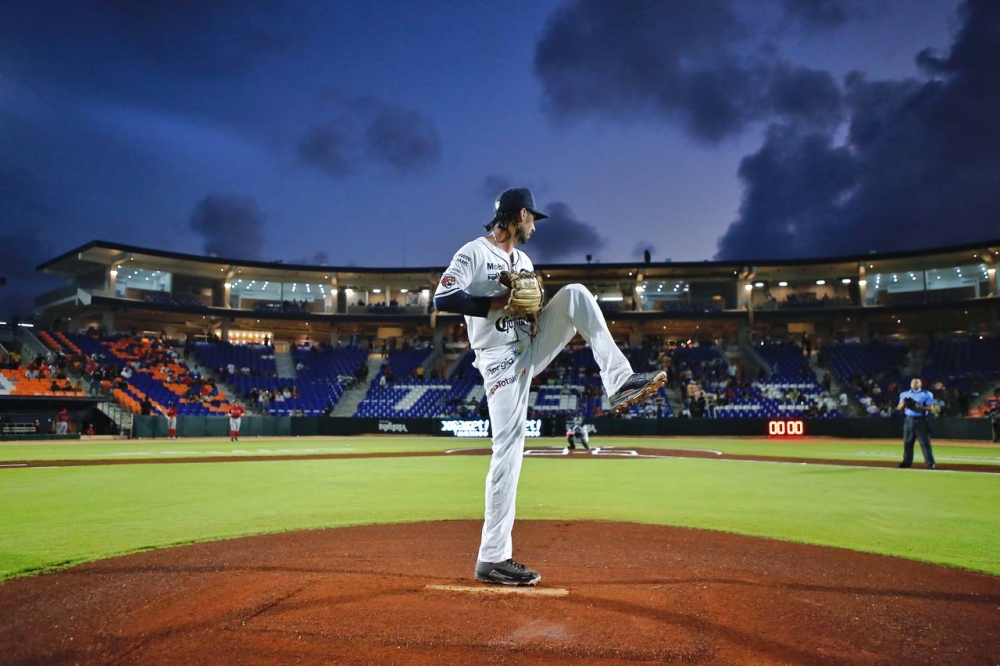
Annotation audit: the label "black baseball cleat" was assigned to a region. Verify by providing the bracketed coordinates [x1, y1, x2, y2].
[474, 559, 541, 586]
[926, 463, 936, 469]
[898, 462, 911, 468]
[610, 371, 667, 412]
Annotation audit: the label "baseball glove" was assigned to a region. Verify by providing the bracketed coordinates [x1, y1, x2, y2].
[903, 397, 919, 411]
[499, 270, 542, 316]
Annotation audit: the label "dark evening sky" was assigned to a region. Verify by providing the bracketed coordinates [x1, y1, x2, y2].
[2, 0, 998, 317]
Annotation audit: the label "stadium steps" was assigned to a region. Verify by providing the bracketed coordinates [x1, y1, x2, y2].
[332, 355, 384, 417]
[448, 348, 473, 378]
[274, 351, 297, 379]
[664, 384, 685, 416]
[332, 382, 368, 417]
[97, 401, 132, 437]
[16, 327, 51, 361]
[809, 352, 862, 417]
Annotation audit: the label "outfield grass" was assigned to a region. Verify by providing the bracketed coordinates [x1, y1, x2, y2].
[1, 437, 998, 582]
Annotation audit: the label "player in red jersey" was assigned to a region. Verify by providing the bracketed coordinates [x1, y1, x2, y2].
[227, 401, 245, 442]
[56, 408, 71, 436]
[165, 402, 178, 440]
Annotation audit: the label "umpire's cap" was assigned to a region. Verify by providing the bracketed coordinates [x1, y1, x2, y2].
[489, 188, 548, 227]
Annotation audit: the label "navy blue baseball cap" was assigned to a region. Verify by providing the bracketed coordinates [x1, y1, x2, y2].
[493, 188, 548, 221]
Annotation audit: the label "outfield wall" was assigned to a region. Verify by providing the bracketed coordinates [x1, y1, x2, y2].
[130, 415, 997, 441]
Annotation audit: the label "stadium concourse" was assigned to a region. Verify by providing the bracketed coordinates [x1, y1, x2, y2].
[0, 237, 998, 438]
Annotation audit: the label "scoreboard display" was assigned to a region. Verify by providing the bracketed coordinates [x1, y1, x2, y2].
[767, 419, 805, 437]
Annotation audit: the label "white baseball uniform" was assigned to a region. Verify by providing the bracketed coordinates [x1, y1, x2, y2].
[435, 236, 634, 563]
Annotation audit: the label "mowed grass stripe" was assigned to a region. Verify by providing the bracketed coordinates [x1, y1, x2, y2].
[1, 453, 998, 581]
[1, 436, 997, 465]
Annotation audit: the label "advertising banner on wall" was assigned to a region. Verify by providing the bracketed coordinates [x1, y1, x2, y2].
[434, 419, 545, 438]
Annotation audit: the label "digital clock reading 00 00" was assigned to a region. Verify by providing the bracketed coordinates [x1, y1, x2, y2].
[767, 419, 805, 436]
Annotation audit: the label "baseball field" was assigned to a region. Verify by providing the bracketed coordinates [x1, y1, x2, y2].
[1, 435, 999, 664]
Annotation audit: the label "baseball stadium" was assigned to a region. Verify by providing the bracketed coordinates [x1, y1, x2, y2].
[1, 238, 998, 664]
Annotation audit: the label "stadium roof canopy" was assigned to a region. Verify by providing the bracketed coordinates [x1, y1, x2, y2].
[37, 238, 1000, 281]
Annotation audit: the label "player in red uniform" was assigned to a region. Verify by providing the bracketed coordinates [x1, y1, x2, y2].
[165, 402, 178, 440]
[227, 402, 245, 441]
[56, 408, 70, 436]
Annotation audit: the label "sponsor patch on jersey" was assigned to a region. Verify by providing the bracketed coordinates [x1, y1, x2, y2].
[440, 275, 457, 289]
[485, 355, 516, 378]
[488, 368, 527, 397]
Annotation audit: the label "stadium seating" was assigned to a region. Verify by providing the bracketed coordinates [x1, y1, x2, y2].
[66, 333, 227, 416]
[710, 343, 841, 419]
[202, 342, 369, 416]
[821, 342, 907, 417]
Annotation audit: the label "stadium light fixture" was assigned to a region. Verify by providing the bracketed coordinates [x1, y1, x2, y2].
[841, 278, 851, 284]
[815, 280, 825, 285]
[778, 281, 788, 287]
[744, 284, 753, 291]
[754, 282, 764, 287]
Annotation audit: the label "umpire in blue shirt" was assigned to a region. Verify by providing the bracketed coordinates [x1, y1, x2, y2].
[896, 378, 937, 469]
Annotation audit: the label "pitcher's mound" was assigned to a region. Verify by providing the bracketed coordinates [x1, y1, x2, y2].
[1, 521, 998, 665]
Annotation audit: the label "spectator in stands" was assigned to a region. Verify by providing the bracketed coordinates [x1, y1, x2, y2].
[324, 402, 334, 417]
[140, 397, 153, 416]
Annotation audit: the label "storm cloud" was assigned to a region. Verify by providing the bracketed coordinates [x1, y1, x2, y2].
[534, 0, 843, 142]
[189, 194, 267, 260]
[298, 96, 441, 178]
[0, 0, 307, 92]
[528, 202, 606, 263]
[0, 169, 62, 318]
[716, 0, 1000, 259]
[779, 0, 862, 31]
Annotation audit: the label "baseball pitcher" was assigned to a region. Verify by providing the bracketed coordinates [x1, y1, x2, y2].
[434, 187, 666, 586]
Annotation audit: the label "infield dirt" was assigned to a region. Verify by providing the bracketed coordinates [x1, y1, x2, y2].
[1, 520, 998, 665]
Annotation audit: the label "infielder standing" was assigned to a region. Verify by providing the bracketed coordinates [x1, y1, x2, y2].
[227, 401, 245, 442]
[435, 187, 666, 586]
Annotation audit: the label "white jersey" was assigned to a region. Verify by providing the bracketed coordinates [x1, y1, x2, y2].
[435, 237, 536, 350]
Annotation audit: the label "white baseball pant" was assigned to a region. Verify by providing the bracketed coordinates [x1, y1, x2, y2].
[475, 284, 632, 563]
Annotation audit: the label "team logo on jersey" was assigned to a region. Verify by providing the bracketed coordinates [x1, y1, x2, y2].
[456, 253, 472, 267]
[486, 262, 506, 271]
[495, 315, 532, 332]
[440, 275, 457, 289]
